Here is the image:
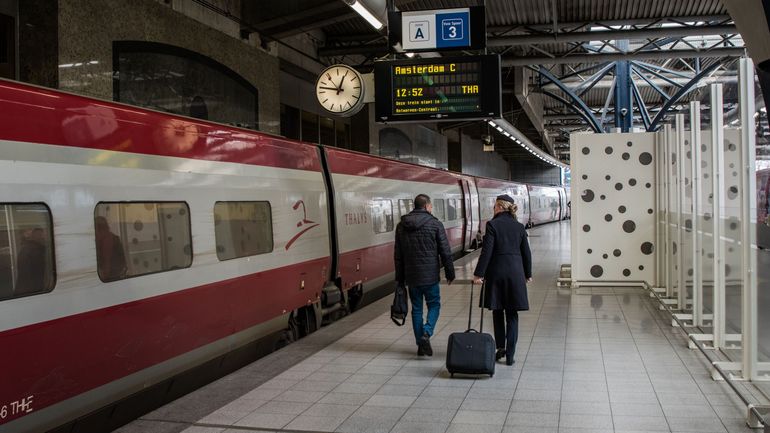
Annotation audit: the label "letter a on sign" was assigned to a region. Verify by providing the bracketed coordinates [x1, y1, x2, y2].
[409, 21, 430, 42]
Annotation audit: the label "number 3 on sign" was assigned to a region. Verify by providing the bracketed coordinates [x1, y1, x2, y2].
[448, 26, 456, 38]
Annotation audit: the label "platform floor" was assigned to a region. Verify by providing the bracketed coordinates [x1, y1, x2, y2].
[118, 222, 759, 433]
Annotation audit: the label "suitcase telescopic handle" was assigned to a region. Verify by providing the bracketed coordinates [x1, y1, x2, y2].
[468, 282, 485, 333]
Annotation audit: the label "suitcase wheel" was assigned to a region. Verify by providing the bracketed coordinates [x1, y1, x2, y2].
[450, 373, 454, 378]
[489, 374, 494, 377]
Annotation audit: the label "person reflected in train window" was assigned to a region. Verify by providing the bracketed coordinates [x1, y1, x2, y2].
[95, 216, 127, 281]
[550, 198, 558, 220]
[394, 194, 455, 357]
[473, 195, 532, 366]
[189, 95, 209, 121]
[15, 227, 47, 295]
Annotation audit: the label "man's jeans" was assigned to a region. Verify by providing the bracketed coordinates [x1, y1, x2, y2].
[408, 283, 441, 345]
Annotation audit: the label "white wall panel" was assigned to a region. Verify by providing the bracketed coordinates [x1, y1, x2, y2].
[571, 132, 657, 285]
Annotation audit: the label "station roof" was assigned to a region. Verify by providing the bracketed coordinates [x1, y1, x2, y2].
[248, 0, 744, 165]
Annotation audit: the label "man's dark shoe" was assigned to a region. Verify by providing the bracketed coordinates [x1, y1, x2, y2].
[420, 332, 433, 356]
[495, 349, 506, 361]
[417, 344, 425, 356]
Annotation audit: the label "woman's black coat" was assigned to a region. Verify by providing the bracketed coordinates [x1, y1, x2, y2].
[473, 212, 532, 311]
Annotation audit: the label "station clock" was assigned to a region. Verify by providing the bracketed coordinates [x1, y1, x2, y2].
[315, 64, 366, 116]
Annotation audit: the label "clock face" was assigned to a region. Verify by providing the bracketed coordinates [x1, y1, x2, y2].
[316, 65, 365, 116]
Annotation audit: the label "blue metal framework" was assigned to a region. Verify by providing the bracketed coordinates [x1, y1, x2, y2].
[540, 58, 726, 133]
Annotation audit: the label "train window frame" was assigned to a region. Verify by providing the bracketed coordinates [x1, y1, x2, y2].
[214, 201, 274, 261]
[447, 198, 458, 221]
[398, 199, 414, 217]
[0, 202, 56, 301]
[93, 201, 193, 283]
[433, 199, 446, 221]
[372, 199, 394, 234]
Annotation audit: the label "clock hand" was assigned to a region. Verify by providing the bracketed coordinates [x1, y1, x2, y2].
[335, 77, 345, 94]
[319, 86, 340, 91]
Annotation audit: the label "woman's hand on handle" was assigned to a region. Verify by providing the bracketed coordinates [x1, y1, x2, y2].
[473, 276, 484, 284]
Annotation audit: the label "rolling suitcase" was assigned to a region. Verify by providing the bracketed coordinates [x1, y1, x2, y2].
[446, 282, 495, 377]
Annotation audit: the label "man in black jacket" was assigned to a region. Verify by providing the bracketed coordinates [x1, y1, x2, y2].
[394, 194, 455, 356]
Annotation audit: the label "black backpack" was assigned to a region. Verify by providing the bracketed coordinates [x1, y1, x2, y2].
[390, 285, 408, 326]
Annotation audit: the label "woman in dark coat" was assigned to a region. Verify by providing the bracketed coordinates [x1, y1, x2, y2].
[472, 194, 532, 365]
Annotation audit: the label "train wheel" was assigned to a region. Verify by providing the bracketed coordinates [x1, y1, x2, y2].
[348, 286, 363, 312]
[297, 306, 317, 338]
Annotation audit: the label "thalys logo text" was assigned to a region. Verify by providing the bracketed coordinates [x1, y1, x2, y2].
[285, 200, 320, 250]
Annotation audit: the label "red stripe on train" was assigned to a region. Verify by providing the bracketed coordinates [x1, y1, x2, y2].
[0, 81, 322, 172]
[0, 256, 330, 425]
[336, 227, 463, 287]
[325, 147, 470, 185]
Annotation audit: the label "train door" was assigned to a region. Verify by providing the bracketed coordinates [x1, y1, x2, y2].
[460, 180, 472, 251]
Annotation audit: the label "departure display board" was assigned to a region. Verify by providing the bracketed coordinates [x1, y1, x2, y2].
[374, 55, 501, 122]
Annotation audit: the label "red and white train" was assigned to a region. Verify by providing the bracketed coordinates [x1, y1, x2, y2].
[0, 80, 569, 432]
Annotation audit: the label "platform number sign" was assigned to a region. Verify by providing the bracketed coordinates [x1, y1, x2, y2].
[436, 11, 468, 48]
[394, 7, 484, 51]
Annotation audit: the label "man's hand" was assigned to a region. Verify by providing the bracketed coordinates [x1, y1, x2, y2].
[527, 277, 533, 283]
[473, 276, 483, 284]
[446, 279, 454, 285]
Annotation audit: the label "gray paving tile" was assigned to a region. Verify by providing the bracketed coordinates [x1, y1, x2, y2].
[364, 394, 417, 408]
[182, 428, 228, 433]
[559, 400, 611, 415]
[375, 384, 426, 397]
[505, 411, 559, 427]
[502, 427, 557, 433]
[319, 392, 374, 405]
[273, 390, 327, 403]
[390, 421, 450, 433]
[666, 416, 727, 432]
[558, 414, 614, 429]
[233, 412, 296, 429]
[252, 400, 312, 415]
[411, 396, 465, 410]
[196, 409, 250, 426]
[446, 424, 504, 433]
[611, 402, 665, 417]
[401, 407, 458, 422]
[509, 399, 560, 414]
[284, 414, 347, 432]
[453, 410, 507, 425]
[302, 403, 359, 418]
[612, 415, 670, 431]
[460, 398, 513, 412]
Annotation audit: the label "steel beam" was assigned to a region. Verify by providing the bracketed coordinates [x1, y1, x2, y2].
[540, 67, 603, 133]
[631, 77, 652, 130]
[489, 25, 737, 47]
[648, 61, 723, 131]
[615, 55, 633, 132]
[488, 15, 731, 34]
[501, 47, 744, 66]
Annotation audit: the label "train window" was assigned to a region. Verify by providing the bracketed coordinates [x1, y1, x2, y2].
[0, 204, 55, 301]
[398, 199, 414, 216]
[94, 202, 192, 282]
[447, 199, 458, 221]
[372, 200, 394, 233]
[214, 201, 273, 261]
[433, 199, 446, 221]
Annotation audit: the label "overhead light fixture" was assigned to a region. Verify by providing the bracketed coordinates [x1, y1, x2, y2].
[405, 52, 415, 58]
[347, 0, 384, 30]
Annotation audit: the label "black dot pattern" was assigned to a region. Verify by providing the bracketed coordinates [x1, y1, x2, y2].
[622, 220, 636, 233]
[575, 136, 656, 282]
